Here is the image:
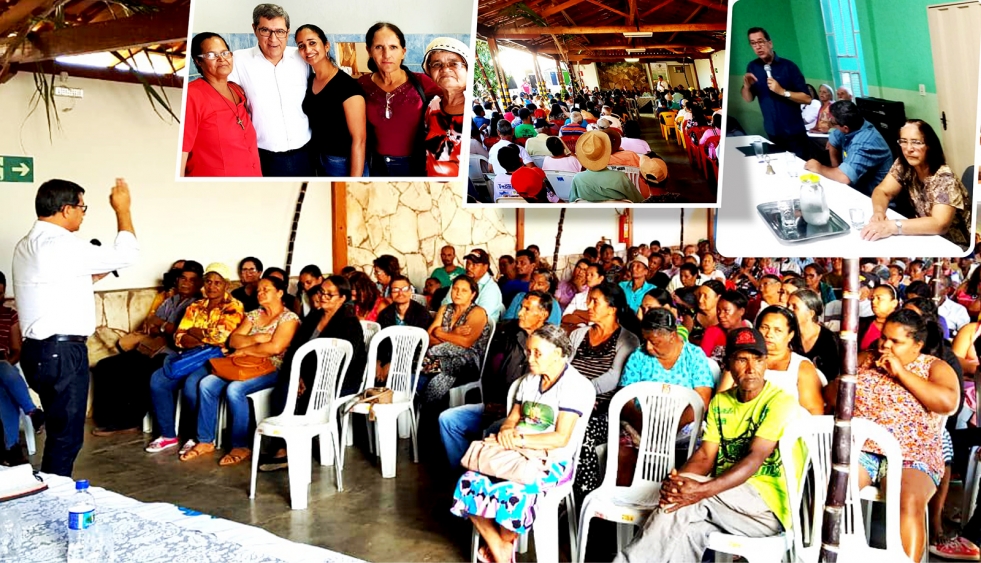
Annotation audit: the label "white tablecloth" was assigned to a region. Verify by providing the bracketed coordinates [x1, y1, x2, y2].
[1, 474, 362, 563]
[717, 135, 965, 257]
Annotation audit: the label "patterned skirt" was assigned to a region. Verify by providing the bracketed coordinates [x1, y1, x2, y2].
[450, 460, 571, 534]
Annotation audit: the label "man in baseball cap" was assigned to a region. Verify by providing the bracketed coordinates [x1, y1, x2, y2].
[442, 249, 504, 321]
[617, 324, 800, 563]
[619, 255, 654, 312]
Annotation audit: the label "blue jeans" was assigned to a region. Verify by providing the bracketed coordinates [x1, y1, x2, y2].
[0, 361, 36, 449]
[374, 155, 413, 176]
[196, 371, 279, 448]
[439, 404, 484, 470]
[318, 154, 369, 177]
[258, 145, 314, 177]
[149, 353, 211, 439]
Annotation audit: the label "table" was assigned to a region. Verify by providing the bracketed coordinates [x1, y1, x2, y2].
[1, 474, 362, 563]
[637, 96, 657, 114]
[716, 135, 965, 257]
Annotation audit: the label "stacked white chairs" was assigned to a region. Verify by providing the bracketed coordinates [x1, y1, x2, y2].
[248, 338, 353, 510]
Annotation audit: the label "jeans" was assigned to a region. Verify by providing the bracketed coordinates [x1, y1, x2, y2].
[374, 155, 413, 176]
[0, 361, 37, 449]
[196, 371, 279, 448]
[439, 404, 484, 469]
[318, 154, 369, 177]
[20, 339, 88, 477]
[258, 145, 314, 177]
[149, 353, 211, 439]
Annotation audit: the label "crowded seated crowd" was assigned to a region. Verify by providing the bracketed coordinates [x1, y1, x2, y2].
[183, 4, 468, 178]
[7, 237, 981, 561]
[468, 84, 722, 205]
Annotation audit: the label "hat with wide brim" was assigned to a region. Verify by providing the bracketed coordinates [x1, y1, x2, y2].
[576, 131, 612, 171]
[422, 37, 470, 73]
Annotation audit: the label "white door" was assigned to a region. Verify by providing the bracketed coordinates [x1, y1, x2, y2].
[928, 1, 981, 178]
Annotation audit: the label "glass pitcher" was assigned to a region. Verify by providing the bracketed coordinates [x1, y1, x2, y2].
[799, 173, 829, 226]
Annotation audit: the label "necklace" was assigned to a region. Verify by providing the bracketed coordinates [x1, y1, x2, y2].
[206, 80, 245, 130]
[313, 63, 339, 94]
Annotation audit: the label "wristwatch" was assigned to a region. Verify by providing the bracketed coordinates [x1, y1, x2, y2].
[895, 220, 903, 235]
[783, 90, 791, 98]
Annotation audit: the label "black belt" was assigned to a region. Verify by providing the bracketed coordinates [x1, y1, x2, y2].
[32, 335, 88, 343]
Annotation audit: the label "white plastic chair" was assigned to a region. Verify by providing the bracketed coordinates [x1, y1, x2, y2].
[607, 165, 642, 195]
[578, 382, 705, 561]
[469, 155, 492, 198]
[448, 318, 496, 408]
[249, 338, 353, 510]
[339, 320, 383, 448]
[14, 365, 36, 455]
[707, 358, 722, 390]
[544, 170, 577, 202]
[469, 373, 595, 563]
[339, 326, 428, 478]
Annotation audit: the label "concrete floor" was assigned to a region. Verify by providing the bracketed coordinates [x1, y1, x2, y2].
[635, 113, 717, 204]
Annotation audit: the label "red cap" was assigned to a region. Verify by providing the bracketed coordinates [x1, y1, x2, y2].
[511, 167, 546, 198]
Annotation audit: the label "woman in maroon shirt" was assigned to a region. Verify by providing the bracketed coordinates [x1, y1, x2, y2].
[181, 33, 261, 177]
[358, 23, 441, 177]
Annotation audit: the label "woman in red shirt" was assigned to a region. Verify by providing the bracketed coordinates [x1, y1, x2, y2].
[422, 38, 468, 177]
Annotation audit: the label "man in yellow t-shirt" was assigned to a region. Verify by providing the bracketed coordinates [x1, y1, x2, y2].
[615, 327, 800, 563]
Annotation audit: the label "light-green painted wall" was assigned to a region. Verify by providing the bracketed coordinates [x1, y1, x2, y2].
[728, 0, 940, 137]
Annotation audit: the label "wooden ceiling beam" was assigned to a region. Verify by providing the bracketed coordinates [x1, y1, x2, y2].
[571, 54, 708, 62]
[584, 0, 630, 19]
[639, 0, 673, 20]
[668, 6, 703, 43]
[686, 0, 728, 12]
[541, 42, 720, 51]
[541, 0, 588, 18]
[0, 0, 58, 37]
[492, 22, 726, 37]
[7, 59, 184, 88]
[5, 3, 190, 64]
[480, 0, 530, 16]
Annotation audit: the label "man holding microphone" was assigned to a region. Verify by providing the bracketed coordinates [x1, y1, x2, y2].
[13, 178, 139, 476]
[740, 27, 812, 160]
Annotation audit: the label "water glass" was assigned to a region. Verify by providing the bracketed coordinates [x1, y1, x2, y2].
[784, 152, 798, 178]
[90, 522, 115, 562]
[752, 140, 765, 163]
[0, 506, 23, 559]
[849, 208, 866, 228]
[777, 200, 799, 237]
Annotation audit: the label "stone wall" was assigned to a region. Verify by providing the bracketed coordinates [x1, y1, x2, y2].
[346, 182, 517, 288]
[597, 62, 650, 91]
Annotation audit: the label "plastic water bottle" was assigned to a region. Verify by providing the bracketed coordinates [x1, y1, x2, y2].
[67, 479, 96, 563]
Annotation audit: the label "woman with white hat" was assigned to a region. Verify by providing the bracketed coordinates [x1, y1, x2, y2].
[422, 37, 469, 177]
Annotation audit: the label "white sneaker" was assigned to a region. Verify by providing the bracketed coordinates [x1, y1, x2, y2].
[178, 439, 197, 456]
[145, 437, 179, 453]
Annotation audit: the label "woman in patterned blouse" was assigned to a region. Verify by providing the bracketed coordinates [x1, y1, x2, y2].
[863, 120, 971, 250]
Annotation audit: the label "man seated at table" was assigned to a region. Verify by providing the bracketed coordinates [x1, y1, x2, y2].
[803, 100, 892, 196]
[615, 327, 799, 562]
[569, 131, 644, 203]
[488, 121, 534, 174]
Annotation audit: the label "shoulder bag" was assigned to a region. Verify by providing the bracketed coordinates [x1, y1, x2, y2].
[167, 345, 224, 379]
[209, 355, 277, 382]
[461, 440, 553, 484]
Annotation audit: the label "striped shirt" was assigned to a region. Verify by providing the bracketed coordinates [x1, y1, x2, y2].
[0, 306, 17, 358]
[570, 327, 621, 407]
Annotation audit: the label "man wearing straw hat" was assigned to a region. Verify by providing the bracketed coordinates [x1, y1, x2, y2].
[568, 131, 644, 203]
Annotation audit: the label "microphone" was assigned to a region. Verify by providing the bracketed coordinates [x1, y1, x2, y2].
[763, 64, 773, 79]
[90, 239, 119, 277]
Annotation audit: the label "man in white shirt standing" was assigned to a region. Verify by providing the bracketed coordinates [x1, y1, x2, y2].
[228, 4, 313, 177]
[13, 179, 139, 476]
[655, 75, 670, 93]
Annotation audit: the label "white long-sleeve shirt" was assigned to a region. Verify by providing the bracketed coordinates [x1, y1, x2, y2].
[13, 221, 139, 339]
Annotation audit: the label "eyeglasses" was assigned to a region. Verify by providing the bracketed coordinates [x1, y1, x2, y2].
[67, 204, 88, 213]
[316, 290, 341, 299]
[897, 139, 926, 148]
[198, 51, 233, 61]
[391, 286, 413, 294]
[428, 60, 466, 71]
[241, 268, 258, 274]
[749, 40, 769, 47]
[257, 27, 288, 38]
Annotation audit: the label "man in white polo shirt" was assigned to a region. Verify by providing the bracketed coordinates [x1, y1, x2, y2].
[228, 4, 312, 177]
[13, 179, 139, 476]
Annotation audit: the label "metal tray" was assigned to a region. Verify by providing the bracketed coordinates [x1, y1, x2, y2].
[757, 200, 851, 243]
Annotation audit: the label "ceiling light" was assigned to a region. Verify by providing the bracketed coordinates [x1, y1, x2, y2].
[625, 48, 646, 53]
[622, 32, 653, 38]
[624, 58, 640, 63]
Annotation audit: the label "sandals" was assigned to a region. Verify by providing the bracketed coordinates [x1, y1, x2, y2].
[219, 447, 252, 466]
[179, 442, 215, 461]
[476, 539, 517, 563]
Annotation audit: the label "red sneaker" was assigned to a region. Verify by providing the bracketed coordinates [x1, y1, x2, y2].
[930, 536, 981, 561]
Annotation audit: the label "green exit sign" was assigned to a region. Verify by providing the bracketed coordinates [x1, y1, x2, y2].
[0, 156, 34, 183]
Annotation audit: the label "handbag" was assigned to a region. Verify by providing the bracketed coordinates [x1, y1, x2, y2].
[136, 335, 169, 357]
[209, 355, 277, 382]
[343, 387, 394, 421]
[461, 440, 551, 485]
[166, 345, 223, 379]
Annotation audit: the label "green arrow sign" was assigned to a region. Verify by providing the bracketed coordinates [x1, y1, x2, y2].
[0, 156, 34, 183]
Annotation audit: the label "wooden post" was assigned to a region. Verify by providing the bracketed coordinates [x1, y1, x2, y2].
[819, 258, 860, 562]
[516, 208, 525, 250]
[532, 50, 547, 97]
[476, 55, 503, 114]
[706, 208, 716, 253]
[331, 183, 348, 275]
[285, 182, 308, 278]
[553, 208, 566, 273]
[623, 209, 634, 247]
[679, 209, 685, 248]
[932, 261, 944, 301]
[487, 37, 510, 106]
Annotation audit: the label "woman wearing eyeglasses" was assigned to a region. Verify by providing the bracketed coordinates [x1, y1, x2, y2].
[296, 24, 368, 177]
[861, 119, 971, 250]
[422, 38, 470, 177]
[181, 33, 261, 177]
[357, 23, 442, 177]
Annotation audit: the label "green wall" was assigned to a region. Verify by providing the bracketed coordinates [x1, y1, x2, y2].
[728, 0, 940, 137]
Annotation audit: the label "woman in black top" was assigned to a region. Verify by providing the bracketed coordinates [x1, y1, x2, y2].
[787, 289, 840, 389]
[296, 24, 367, 177]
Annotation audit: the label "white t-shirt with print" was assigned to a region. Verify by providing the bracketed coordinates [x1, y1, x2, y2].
[514, 365, 595, 460]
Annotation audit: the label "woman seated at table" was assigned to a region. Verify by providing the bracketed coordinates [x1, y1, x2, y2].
[718, 305, 824, 415]
[827, 309, 959, 562]
[617, 308, 715, 483]
[182, 32, 261, 177]
[349, 271, 389, 322]
[861, 119, 972, 251]
[180, 277, 299, 465]
[699, 289, 749, 364]
[788, 289, 840, 400]
[541, 136, 582, 174]
[421, 276, 491, 404]
[568, 283, 640, 498]
[859, 283, 899, 351]
[297, 24, 368, 177]
[810, 84, 834, 134]
[451, 325, 594, 563]
[801, 84, 822, 131]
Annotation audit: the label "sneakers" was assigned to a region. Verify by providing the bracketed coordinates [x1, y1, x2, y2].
[145, 437, 179, 453]
[178, 439, 197, 456]
[930, 536, 981, 561]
